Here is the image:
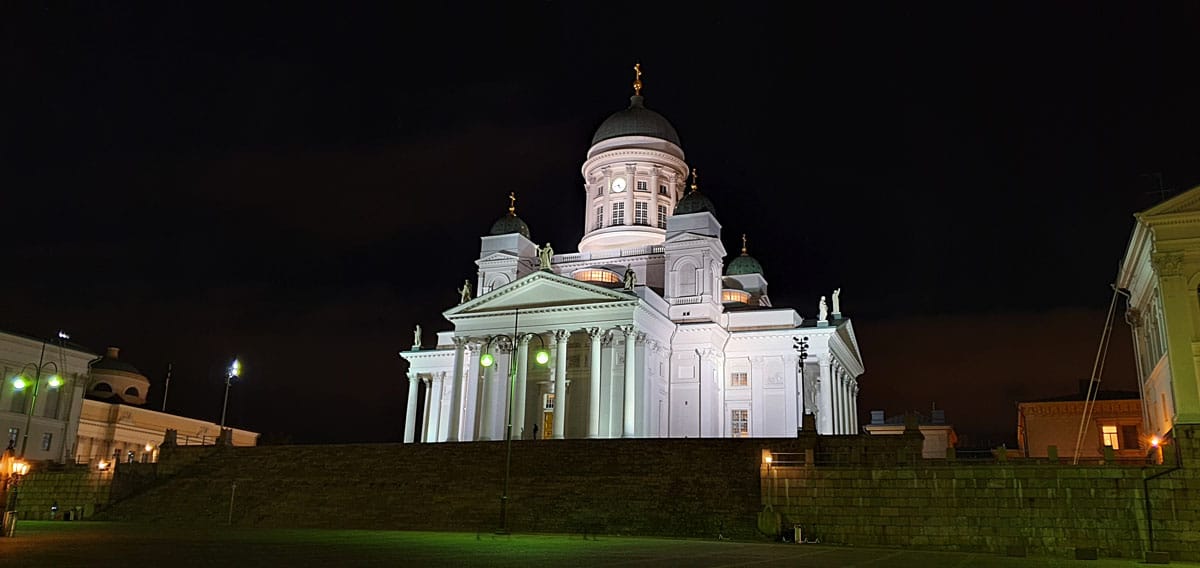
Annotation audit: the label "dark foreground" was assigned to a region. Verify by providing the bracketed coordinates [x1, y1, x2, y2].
[0, 521, 1193, 567]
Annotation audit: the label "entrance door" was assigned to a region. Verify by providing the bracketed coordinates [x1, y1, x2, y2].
[542, 412, 553, 439]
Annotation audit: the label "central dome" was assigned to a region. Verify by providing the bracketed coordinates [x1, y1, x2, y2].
[591, 96, 681, 147]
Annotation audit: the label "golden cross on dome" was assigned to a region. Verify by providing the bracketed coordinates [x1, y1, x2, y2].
[742, 233, 748, 255]
[690, 168, 699, 192]
[508, 191, 516, 215]
[633, 63, 643, 96]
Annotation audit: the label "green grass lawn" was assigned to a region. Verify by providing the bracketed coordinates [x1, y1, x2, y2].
[0, 521, 1192, 567]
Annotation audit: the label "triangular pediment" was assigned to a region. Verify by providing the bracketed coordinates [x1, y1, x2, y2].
[476, 251, 519, 264]
[445, 270, 635, 317]
[1140, 184, 1200, 219]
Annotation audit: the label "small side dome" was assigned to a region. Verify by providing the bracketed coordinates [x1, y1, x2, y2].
[489, 192, 531, 239]
[673, 168, 716, 215]
[88, 347, 151, 406]
[726, 233, 764, 276]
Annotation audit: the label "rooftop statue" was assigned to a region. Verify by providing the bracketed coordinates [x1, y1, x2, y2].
[538, 242, 554, 271]
[457, 280, 472, 305]
[818, 295, 828, 321]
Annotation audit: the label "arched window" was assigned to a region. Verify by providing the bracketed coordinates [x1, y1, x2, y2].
[572, 269, 620, 285]
[93, 382, 113, 393]
[124, 387, 140, 398]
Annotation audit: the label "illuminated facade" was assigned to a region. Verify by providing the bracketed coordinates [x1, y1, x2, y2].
[1118, 184, 1200, 440]
[0, 331, 95, 462]
[401, 70, 864, 442]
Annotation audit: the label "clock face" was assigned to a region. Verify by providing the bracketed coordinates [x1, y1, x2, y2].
[611, 177, 627, 192]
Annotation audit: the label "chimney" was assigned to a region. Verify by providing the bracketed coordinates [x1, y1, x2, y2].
[106, 347, 120, 359]
[870, 410, 885, 425]
[931, 409, 945, 424]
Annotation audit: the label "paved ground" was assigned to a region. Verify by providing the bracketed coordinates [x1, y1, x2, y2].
[0, 521, 1195, 567]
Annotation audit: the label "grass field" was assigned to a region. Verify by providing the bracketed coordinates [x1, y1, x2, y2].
[0, 521, 1193, 567]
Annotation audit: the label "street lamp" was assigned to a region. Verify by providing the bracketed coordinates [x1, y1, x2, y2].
[477, 311, 550, 534]
[792, 336, 809, 436]
[9, 345, 65, 458]
[220, 357, 241, 429]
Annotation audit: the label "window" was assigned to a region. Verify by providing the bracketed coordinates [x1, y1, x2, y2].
[41, 432, 52, 451]
[636, 180, 648, 192]
[731, 409, 749, 437]
[595, 206, 603, 230]
[42, 386, 60, 418]
[573, 269, 620, 284]
[125, 387, 140, 398]
[722, 290, 751, 304]
[659, 184, 668, 195]
[730, 372, 749, 387]
[7, 428, 17, 447]
[612, 202, 624, 225]
[635, 202, 648, 225]
[657, 204, 668, 229]
[94, 382, 113, 392]
[1162, 393, 1170, 424]
[596, 185, 603, 197]
[1121, 425, 1140, 450]
[10, 388, 26, 413]
[544, 393, 555, 411]
[1101, 425, 1119, 450]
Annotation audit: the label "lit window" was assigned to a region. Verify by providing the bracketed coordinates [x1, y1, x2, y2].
[657, 204, 668, 229]
[7, 428, 17, 445]
[722, 290, 751, 304]
[730, 372, 749, 387]
[659, 184, 668, 195]
[612, 202, 624, 225]
[595, 206, 603, 230]
[1101, 425, 1119, 450]
[636, 180, 648, 192]
[573, 269, 620, 284]
[635, 202, 648, 225]
[731, 409, 749, 437]
[544, 393, 555, 411]
[41, 432, 52, 451]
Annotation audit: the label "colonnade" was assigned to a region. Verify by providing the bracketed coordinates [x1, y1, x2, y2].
[828, 358, 859, 435]
[404, 324, 642, 443]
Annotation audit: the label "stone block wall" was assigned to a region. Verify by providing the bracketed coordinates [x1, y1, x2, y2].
[11, 466, 113, 520]
[98, 438, 766, 539]
[759, 426, 1200, 561]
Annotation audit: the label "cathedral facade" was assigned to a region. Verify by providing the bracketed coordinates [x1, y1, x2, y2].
[401, 70, 864, 442]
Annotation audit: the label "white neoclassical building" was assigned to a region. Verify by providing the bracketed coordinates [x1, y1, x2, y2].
[401, 70, 864, 442]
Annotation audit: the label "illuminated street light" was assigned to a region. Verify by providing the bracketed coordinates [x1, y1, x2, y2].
[476, 310, 550, 534]
[10, 334, 68, 458]
[220, 357, 241, 429]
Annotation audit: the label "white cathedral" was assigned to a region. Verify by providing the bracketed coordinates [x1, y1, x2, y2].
[401, 68, 864, 443]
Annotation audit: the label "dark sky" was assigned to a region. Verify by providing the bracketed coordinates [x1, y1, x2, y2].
[3, 3, 1199, 446]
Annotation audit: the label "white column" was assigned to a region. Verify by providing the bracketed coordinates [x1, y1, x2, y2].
[478, 355, 496, 441]
[552, 329, 570, 439]
[587, 327, 603, 438]
[421, 377, 433, 442]
[621, 324, 637, 437]
[447, 337, 468, 442]
[404, 373, 420, 443]
[818, 357, 833, 435]
[843, 373, 852, 434]
[851, 383, 860, 433]
[514, 335, 530, 440]
[429, 372, 446, 442]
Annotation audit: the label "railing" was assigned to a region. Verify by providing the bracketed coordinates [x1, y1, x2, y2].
[765, 449, 1157, 468]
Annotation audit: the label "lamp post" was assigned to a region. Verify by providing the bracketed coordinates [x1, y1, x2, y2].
[792, 336, 809, 436]
[477, 310, 549, 534]
[220, 358, 241, 429]
[9, 340, 66, 459]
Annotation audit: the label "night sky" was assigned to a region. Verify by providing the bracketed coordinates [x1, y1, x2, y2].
[4, 3, 1199, 446]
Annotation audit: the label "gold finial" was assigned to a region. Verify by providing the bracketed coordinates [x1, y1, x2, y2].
[689, 168, 698, 192]
[741, 233, 748, 255]
[508, 191, 516, 215]
[633, 63, 643, 96]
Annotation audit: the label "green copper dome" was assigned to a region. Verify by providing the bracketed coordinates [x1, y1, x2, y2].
[490, 214, 530, 239]
[726, 254, 763, 276]
[674, 190, 716, 215]
[592, 96, 681, 147]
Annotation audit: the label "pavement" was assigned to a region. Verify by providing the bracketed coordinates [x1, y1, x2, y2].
[0, 521, 1196, 567]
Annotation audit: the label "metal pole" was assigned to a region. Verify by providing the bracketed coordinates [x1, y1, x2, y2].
[220, 376, 231, 429]
[227, 481, 237, 525]
[162, 363, 173, 412]
[18, 342, 48, 458]
[499, 309, 519, 534]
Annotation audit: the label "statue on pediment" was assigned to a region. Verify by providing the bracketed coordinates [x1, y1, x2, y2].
[457, 280, 472, 304]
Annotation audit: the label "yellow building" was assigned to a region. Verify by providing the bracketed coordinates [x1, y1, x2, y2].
[1017, 384, 1146, 461]
[1118, 185, 1200, 441]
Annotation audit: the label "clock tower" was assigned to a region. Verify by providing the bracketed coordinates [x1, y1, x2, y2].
[578, 65, 689, 253]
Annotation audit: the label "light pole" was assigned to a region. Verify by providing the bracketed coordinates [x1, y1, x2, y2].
[9, 340, 65, 459]
[792, 336, 809, 436]
[477, 309, 549, 534]
[220, 358, 241, 429]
